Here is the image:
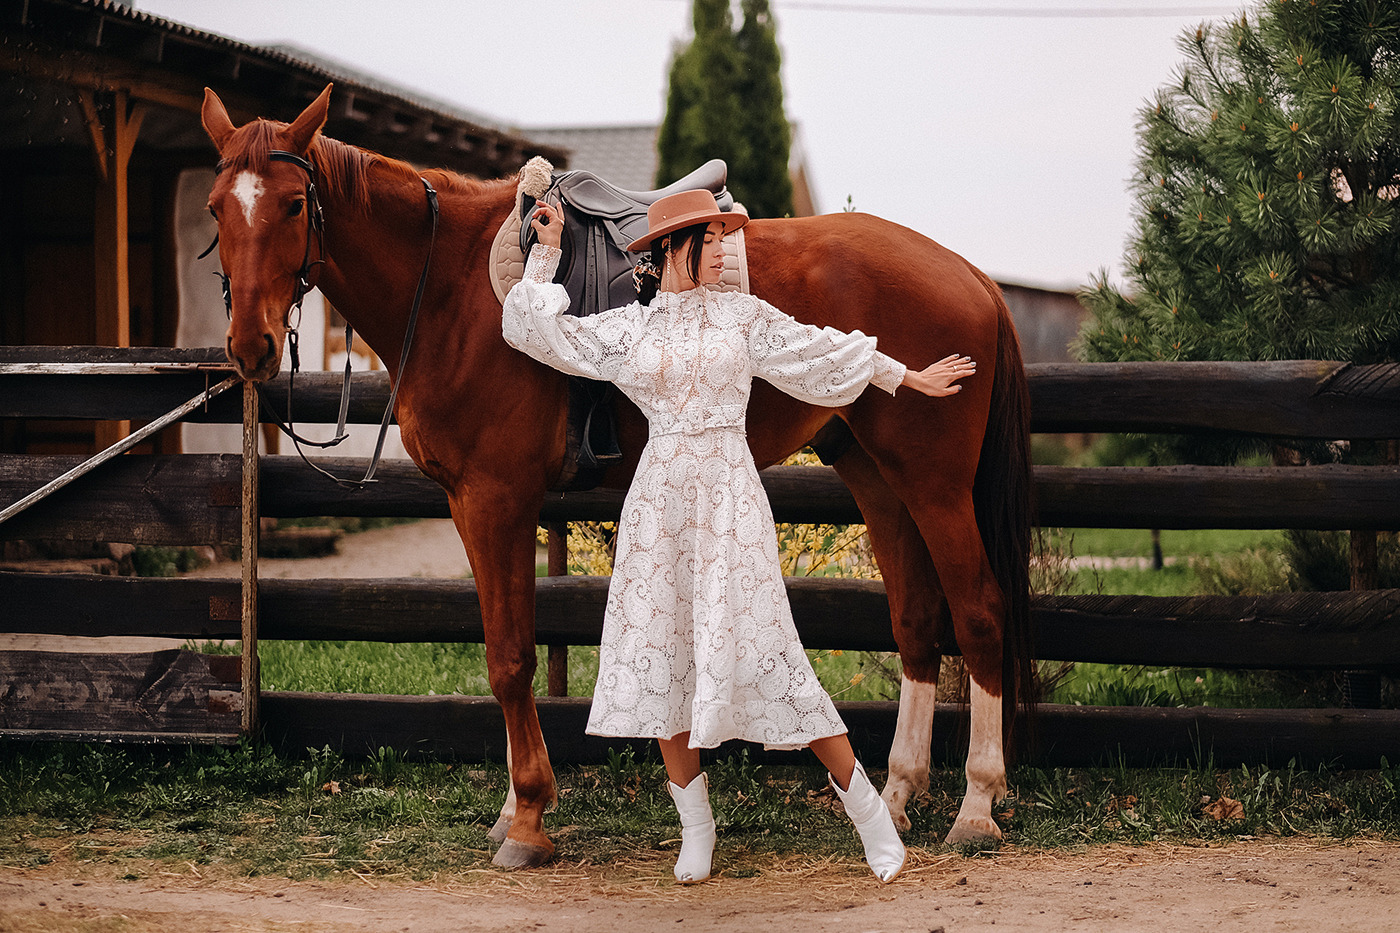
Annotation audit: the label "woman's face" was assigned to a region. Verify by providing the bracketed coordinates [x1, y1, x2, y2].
[671, 222, 727, 289]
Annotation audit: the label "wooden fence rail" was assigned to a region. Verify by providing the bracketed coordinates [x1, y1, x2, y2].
[7, 354, 1400, 438]
[5, 571, 1400, 670]
[3, 348, 1399, 763]
[8, 454, 1400, 536]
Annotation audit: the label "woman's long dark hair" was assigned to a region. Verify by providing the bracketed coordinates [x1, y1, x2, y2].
[637, 223, 710, 305]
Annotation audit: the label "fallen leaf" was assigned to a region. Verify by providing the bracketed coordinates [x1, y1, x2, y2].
[1204, 796, 1243, 820]
[321, 781, 341, 795]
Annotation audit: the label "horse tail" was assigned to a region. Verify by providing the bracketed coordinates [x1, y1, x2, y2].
[968, 266, 1035, 756]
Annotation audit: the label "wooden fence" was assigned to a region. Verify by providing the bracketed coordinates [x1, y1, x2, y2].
[3, 347, 1400, 766]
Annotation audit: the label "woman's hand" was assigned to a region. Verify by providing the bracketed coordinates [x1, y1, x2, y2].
[530, 200, 563, 250]
[901, 354, 976, 397]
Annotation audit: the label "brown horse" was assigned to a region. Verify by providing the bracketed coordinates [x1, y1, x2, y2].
[201, 85, 1032, 868]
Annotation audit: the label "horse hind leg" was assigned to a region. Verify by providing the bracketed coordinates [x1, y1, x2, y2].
[849, 440, 1009, 845]
[908, 492, 1009, 845]
[832, 444, 950, 833]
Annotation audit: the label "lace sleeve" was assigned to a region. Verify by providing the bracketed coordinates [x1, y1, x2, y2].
[748, 299, 903, 405]
[502, 245, 639, 382]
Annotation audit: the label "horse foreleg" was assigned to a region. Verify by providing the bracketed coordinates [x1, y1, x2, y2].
[834, 445, 950, 833]
[486, 734, 516, 844]
[449, 490, 557, 868]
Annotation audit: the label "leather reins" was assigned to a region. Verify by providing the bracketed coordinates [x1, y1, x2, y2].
[203, 149, 439, 488]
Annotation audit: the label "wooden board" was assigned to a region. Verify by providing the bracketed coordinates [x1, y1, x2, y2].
[1027, 360, 1400, 437]
[10, 357, 1400, 439]
[0, 573, 241, 638]
[8, 573, 1400, 669]
[0, 454, 243, 545]
[1034, 464, 1400, 529]
[0, 649, 242, 738]
[258, 457, 1400, 530]
[259, 693, 1400, 769]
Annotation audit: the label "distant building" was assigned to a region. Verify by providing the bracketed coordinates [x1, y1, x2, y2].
[999, 282, 1087, 364]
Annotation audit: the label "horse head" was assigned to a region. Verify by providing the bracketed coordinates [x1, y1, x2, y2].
[201, 84, 333, 382]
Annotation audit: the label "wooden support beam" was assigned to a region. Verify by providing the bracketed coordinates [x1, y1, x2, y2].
[80, 89, 146, 449]
[546, 521, 569, 697]
[240, 380, 260, 735]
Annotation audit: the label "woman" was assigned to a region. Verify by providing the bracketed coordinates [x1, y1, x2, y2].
[502, 189, 974, 884]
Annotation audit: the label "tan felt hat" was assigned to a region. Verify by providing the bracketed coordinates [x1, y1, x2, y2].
[626, 189, 748, 252]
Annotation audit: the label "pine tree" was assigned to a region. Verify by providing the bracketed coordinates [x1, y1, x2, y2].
[655, 0, 794, 218]
[1079, 1, 1400, 366]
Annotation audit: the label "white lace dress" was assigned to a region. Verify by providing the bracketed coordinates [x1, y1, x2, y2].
[502, 245, 906, 750]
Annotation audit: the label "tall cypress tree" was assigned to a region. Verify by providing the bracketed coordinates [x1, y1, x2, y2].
[735, 0, 794, 218]
[656, 0, 793, 218]
[1079, 1, 1400, 366]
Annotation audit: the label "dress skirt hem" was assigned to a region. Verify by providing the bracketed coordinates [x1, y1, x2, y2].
[584, 722, 848, 753]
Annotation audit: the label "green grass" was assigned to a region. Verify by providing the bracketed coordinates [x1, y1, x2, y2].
[2, 741, 1396, 882]
[250, 639, 892, 703]
[1061, 528, 1287, 561]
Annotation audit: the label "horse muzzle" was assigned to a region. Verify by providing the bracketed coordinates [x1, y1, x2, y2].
[226, 330, 282, 382]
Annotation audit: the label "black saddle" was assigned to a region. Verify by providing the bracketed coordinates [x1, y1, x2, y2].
[519, 159, 736, 491]
[519, 158, 733, 316]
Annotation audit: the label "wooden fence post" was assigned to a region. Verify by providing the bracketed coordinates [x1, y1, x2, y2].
[241, 380, 261, 734]
[546, 521, 568, 697]
[1345, 528, 1383, 708]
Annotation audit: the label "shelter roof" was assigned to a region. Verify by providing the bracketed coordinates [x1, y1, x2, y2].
[2, 0, 567, 176]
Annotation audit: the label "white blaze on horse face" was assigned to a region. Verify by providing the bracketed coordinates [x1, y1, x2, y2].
[232, 171, 265, 227]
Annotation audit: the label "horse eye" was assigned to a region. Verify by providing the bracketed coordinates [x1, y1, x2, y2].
[289, 200, 304, 218]
[208, 206, 218, 221]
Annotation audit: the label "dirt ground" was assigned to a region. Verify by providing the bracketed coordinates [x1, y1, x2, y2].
[3, 840, 1398, 933]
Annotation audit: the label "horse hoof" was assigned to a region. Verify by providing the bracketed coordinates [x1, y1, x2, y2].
[945, 817, 1003, 847]
[492, 838, 554, 869]
[487, 814, 512, 845]
[889, 806, 912, 834]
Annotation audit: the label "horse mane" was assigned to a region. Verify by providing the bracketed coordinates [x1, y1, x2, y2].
[220, 119, 513, 215]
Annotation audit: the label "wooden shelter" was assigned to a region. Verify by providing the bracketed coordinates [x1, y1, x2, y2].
[1, 0, 566, 456]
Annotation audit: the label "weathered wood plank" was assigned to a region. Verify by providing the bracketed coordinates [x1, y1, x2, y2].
[1033, 590, 1400, 668]
[0, 346, 228, 364]
[11, 454, 1396, 541]
[0, 649, 242, 736]
[260, 693, 1400, 769]
[0, 574, 242, 638]
[9, 355, 1400, 439]
[0, 454, 243, 545]
[0, 373, 247, 421]
[258, 457, 1400, 530]
[1034, 464, 1400, 529]
[1027, 360, 1400, 437]
[9, 573, 1400, 669]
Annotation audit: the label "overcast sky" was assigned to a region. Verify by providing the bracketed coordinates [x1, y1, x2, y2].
[138, 0, 1243, 290]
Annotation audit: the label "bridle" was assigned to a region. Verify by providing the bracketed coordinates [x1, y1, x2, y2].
[203, 149, 439, 488]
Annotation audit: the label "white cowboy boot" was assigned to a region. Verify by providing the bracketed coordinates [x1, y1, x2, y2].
[667, 772, 715, 884]
[831, 761, 907, 883]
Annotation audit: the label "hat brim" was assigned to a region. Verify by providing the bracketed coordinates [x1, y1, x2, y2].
[626, 210, 748, 253]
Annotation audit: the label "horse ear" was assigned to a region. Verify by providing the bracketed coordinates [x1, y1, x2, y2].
[285, 83, 333, 156]
[201, 87, 237, 152]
